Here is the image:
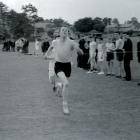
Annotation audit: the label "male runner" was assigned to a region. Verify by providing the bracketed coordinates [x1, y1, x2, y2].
[45, 27, 83, 115]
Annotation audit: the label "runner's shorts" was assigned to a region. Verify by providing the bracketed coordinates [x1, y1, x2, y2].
[55, 61, 71, 78]
[116, 49, 124, 61]
[106, 52, 114, 61]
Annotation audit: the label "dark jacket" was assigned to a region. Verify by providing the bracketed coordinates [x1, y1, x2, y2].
[123, 38, 133, 60]
[79, 39, 86, 51]
[41, 41, 50, 53]
[137, 41, 140, 63]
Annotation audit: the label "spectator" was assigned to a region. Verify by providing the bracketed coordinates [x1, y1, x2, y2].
[22, 39, 29, 54]
[105, 37, 115, 76]
[2, 39, 10, 52]
[123, 34, 133, 81]
[41, 38, 50, 55]
[87, 36, 97, 73]
[114, 33, 124, 78]
[137, 39, 140, 86]
[9, 40, 15, 52]
[96, 37, 105, 75]
[77, 37, 86, 68]
[34, 39, 40, 56]
[82, 39, 90, 70]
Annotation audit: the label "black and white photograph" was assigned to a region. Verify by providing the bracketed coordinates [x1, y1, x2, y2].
[0, 0, 140, 139]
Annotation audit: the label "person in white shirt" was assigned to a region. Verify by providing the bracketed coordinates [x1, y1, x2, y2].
[45, 27, 83, 115]
[105, 37, 115, 76]
[96, 37, 105, 75]
[114, 33, 124, 78]
[87, 37, 97, 73]
[34, 39, 40, 56]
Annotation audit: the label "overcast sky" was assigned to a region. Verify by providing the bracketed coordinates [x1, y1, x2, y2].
[2, 0, 140, 24]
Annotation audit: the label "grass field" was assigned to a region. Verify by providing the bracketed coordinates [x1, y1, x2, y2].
[0, 38, 139, 140]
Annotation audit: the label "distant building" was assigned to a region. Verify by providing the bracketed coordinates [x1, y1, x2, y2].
[105, 23, 140, 33]
[119, 23, 139, 32]
[104, 24, 119, 33]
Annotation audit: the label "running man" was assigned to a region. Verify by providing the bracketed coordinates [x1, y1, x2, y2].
[45, 27, 83, 115]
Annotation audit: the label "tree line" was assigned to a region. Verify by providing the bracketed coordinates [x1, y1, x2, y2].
[0, 1, 140, 40]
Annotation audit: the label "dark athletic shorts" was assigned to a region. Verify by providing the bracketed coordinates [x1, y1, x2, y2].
[55, 61, 71, 78]
[116, 49, 124, 62]
[106, 52, 114, 61]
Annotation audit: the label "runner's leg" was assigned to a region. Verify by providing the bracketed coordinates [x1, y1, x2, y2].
[57, 71, 70, 114]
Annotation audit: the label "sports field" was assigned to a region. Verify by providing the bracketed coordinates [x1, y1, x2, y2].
[0, 39, 140, 140]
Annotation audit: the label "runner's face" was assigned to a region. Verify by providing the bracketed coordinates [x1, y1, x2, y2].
[60, 27, 68, 38]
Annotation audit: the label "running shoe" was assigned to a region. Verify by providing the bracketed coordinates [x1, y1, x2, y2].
[87, 70, 93, 74]
[97, 71, 104, 75]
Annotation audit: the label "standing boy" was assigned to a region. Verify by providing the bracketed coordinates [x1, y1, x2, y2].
[87, 37, 97, 73]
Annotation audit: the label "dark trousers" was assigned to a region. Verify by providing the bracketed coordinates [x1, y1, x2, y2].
[124, 58, 131, 80]
[77, 54, 83, 68]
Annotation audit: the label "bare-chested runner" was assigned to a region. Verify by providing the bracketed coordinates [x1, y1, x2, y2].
[45, 27, 83, 115]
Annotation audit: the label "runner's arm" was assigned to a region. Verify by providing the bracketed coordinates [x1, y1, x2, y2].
[73, 41, 84, 55]
[44, 41, 55, 60]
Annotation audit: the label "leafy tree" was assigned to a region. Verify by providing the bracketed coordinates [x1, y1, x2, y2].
[47, 28, 55, 38]
[7, 10, 18, 36]
[35, 17, 44, 22]
[0, 2, 9, 36]
[130, 17, 140, 29]
[22, 3, 38, 23]
[126, 17, 140, 30]
[103, 17, 112, 26]
[131, 17, 138, 23]
[111, 18, 120, 32]
[92, 17, 105, 32]
[0, 2, 8, 20]
[52, 18, 70, 27]
[74, 17, 93, 32]
[112, 18, 119, 25]
[12, 13, 34, 38]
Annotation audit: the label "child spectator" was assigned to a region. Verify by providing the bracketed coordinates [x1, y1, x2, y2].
[114, 33, 124, 78]
[105, 37, 115, 76]
[87, 37, 97, 73]
[96, 37, 105, 75]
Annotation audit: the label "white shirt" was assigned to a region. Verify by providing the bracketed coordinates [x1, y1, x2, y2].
[115, 39, 124, 50]
[97, 43, 104, 53]
[89, 41, 97, 56]
[35, 40, 40, 50]
[105, 43, 115, 52]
